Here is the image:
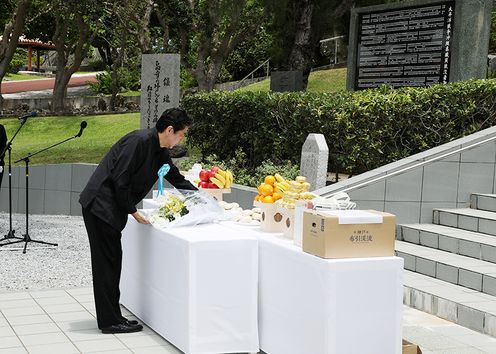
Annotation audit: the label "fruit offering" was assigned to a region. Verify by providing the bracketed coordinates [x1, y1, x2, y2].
[279, 175, 314, 209]
[255, 174, 285, 203]
[197, 166, 234, 189]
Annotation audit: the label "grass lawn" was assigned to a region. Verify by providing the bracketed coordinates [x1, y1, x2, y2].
[1, 113, 139, 166]
[4, 73, 47, 81]
[238, 67, 347, 93]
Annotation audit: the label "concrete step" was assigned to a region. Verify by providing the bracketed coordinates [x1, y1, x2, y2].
[403, 269, 496, 336]
[471, 193, 496, 213]
[399, 223, 496, 263]
[395, 240, 496, 295]
[433, 208, 496, 236]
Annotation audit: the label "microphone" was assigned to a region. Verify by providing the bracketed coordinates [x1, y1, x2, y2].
[18, 111, 37, 120]
[75, 121, 88, 138]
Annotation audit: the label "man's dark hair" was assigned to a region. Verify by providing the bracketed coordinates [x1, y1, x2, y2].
[156, 108, 193, 133]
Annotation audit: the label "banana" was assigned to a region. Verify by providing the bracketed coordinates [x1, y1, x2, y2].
[280, 181, 290, 190]
[210, 177, 225, 189]
[275, 173, 286, 183]
[217, 169, 227, 179]
[302, 182, 311, 190]
[226, 170, 234, 187]
[214, 173, 226, 185]
[296, 176, 306, 183]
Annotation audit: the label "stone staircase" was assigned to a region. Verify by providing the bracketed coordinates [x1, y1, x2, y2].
[397, 193, 496, 336]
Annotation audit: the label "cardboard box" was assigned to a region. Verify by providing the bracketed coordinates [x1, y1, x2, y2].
[302, 209, 396, 259]
[403, 339, 422, 354]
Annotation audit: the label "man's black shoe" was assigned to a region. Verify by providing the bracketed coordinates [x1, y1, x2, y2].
[120, 316, 139, 325]
[101, 322, 143, 334]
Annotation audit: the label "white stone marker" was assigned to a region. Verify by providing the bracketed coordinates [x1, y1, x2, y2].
[300, 133, 329, 191]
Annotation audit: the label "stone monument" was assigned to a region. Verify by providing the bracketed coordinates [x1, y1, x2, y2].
[300, 134, 329, 191]
[140, 54, 180, 129]
[347, 0, 494, 90]
[270, 71, 304, 92]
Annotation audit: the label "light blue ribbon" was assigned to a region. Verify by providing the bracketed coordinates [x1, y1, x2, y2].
[157, 163, 171, 196]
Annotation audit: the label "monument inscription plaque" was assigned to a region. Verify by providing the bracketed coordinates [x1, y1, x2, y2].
[140, 54, 180, 129]
[355, 1, 454, 89]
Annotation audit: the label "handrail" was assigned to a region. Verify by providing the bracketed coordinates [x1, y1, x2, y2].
[237, 58, 270, 89]
[322, 133, 496, 198]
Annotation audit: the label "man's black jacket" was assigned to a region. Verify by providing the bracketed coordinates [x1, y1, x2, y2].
[0, 124, 6, 167]
[79, 127, 196, 231]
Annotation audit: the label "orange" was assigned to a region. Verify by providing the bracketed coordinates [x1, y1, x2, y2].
[262, 195, 274, 203]
[257, 183, 266, 194]
[254, 195, 260, 202]
[272, 192, 282, 201]
[259, 184, 274, 196]
[264, 175, 276, 185]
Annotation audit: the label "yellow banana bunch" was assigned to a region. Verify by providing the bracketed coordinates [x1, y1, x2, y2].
[211, 168, 234, 188]
[281, 175, 314, 208]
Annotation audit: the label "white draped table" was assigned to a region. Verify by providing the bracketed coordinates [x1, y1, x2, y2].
[223, 223, 404, 354]
[120, 218, 259, 354]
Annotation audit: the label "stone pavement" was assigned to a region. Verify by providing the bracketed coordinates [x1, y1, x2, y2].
[2, 286, 496, 353]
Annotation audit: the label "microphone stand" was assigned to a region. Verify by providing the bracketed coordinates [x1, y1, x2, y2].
[0, 117, 30, 245]
[5, 126, 85, 253]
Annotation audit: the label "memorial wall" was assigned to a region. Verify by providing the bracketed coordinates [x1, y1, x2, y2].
[347, 0, 494, 90]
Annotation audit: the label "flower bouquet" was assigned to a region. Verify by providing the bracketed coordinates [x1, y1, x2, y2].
[147, 189, 224, 229]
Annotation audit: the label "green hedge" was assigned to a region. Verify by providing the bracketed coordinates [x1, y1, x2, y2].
[182, 79, 496, 175]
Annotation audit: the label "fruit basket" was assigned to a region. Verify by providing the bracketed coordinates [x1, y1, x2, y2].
[254, 201, 285, 233]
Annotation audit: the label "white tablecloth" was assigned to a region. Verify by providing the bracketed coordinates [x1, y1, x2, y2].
[224, 224, 404, 354]
[120, 218, 259, 354]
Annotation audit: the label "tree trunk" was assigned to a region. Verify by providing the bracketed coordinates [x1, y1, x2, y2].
[288, 0, 315, 89]
[109, 47, 122, 111]
[52, 71, 71, 112]
[52, 10, 92, 112]
[0, 0, 32, 108]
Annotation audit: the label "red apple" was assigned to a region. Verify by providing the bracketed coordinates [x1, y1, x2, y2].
[208, 182, 218, 189]
[210, 166, 220, 174]
[199, 169, 210, 182]
[200, 181, 209, 188]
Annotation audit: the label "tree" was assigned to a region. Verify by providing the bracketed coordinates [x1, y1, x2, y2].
[156, 0, 266, 91]
[490, 10, 496, 53]
[0, 0, 31, 108]
[49, 0, 104, 112]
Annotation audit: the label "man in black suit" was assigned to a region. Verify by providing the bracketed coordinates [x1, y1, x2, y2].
[80, 108, 197, 334]
[0, 123, 6, 189]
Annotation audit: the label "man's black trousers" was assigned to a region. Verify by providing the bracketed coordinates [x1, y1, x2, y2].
[82, 207, 124, 329]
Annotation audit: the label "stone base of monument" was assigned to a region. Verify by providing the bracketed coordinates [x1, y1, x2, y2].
[255, 202, 285, 233]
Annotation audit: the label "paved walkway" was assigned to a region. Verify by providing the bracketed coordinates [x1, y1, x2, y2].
[2, 287, 496, 353]
[0, 74, 98, 94]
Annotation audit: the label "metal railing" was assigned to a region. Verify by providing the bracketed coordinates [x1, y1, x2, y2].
[236, 58, 270, 89]
[321, 133, 496, 198]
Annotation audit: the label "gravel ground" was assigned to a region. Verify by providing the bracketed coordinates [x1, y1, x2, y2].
[0, 212, 92, 292]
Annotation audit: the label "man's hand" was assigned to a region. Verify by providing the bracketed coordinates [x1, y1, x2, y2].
[131, 211, 151, 224]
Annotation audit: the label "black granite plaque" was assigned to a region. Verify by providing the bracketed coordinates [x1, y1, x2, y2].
[355, 2, 454, 89]
[270, 71, 304, 92]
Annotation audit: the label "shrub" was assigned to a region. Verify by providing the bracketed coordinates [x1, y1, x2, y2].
[182, 79, 496, 175]
[7, 52, 25, 74]
[90, 67, 140, 94]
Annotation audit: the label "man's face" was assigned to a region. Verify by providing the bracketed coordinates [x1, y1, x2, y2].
[159, 126, 188, 148]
